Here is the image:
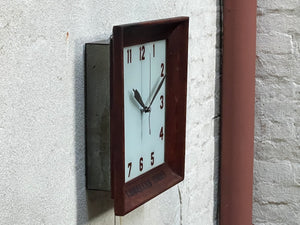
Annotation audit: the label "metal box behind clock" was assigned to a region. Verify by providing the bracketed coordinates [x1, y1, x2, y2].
[85, 40, 111, 191]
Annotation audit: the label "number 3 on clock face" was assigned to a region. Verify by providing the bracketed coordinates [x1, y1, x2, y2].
[123, 40, 166, 182]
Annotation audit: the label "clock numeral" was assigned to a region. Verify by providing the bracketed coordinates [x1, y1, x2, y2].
[139, 45, 145, 61]
[153, 44, 155, 57]
[127, 49, 132, 63]
[151, 152, 154, 166]
[128, 162, 132, 177]
[161, 63, 164, 77]
[159, 127, 164, 140]
[139, 157, 143, 171]
[160, 95, 164, 109]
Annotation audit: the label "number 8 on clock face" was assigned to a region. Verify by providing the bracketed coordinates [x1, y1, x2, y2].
[123, 40, 166, 182]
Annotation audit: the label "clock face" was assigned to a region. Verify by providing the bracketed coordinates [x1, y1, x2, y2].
[123, 40, 166, 182]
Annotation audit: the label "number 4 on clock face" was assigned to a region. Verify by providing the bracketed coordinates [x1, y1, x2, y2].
[123, 40, 166, 182]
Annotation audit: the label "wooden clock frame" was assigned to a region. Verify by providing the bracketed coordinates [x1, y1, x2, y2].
[110, 17, 189, 216]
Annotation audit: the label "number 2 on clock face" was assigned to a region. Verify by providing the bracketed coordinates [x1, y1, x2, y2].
[123, 40, 166, 182]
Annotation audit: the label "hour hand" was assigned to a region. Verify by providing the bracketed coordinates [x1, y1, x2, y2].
[132, 89, 147, 112]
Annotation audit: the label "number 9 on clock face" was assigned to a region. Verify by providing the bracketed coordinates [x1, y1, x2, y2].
[123, 40, 166, 182]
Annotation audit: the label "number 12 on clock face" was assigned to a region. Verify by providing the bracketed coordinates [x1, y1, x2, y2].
[123, 40, 166, 182]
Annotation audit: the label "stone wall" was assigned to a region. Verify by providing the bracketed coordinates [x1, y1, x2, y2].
[253, 0, 300, 224]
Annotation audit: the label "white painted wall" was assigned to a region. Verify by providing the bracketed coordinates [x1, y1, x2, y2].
[0, 1, 220, 224]
[253, 0, 300, 224]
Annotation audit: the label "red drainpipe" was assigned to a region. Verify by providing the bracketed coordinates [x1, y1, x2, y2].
[220, 0, 257, 224]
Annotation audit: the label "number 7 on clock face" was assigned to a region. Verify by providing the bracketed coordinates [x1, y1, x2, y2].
[123, 40, 166, 182]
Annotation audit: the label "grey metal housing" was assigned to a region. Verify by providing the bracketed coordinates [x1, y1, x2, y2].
[85, 41, 111, 191]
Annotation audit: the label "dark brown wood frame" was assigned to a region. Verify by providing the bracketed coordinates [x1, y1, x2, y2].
[110, 17, 189, 216]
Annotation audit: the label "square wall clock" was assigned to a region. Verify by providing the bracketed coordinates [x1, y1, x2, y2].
[85, 17, 189, 216]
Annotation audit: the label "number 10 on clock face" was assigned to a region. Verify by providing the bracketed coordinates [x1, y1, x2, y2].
[123, 40, 166, 182]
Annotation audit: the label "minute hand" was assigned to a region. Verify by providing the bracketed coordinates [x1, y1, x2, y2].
[147, 75, 166, 111]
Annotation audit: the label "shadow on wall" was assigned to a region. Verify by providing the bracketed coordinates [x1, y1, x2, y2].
[213, 0, 223, 223]
[86, 190, 113, 220]
[73, 39, 114, 225]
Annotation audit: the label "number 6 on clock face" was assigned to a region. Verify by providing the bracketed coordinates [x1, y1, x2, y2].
[123, 40, 166, 182]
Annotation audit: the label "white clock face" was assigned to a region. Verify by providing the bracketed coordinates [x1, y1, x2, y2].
[123, 40, 166, 182]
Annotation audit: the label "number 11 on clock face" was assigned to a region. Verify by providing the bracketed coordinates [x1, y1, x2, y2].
[123, 40, 166, 182]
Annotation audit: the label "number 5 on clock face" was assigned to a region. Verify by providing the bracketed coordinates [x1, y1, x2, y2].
[123, 40, 166, 182]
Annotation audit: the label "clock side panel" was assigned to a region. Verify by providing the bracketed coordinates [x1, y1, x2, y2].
[111, 26, 126, 212]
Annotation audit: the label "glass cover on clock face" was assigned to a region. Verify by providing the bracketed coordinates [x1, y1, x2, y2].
[123, 40, 166, 182]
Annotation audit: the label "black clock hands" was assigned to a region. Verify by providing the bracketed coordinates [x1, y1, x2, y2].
[132, 89, 148, 112]
[149, 53, 152, 135]
[132, 75, 166, 113]
[146, 75, 166, 112]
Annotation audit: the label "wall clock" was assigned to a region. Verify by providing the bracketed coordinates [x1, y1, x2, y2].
[85, 17, 189, 216]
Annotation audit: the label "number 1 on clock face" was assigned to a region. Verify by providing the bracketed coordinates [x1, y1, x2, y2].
[123, 40, 166, 182]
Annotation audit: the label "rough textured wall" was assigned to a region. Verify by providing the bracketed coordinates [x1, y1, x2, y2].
[0, 1, 220, 225]
[253, 0, 300, 224]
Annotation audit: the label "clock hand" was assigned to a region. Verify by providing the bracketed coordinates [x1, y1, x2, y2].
[149, 53, 152, 135]
[146, 75, 166, 111]
[132, 89, 147, 111]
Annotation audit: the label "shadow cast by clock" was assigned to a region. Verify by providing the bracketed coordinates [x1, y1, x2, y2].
[86, 190, 114, 220]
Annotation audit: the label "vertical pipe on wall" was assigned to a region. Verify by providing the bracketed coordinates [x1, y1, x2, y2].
[220, 0, 257, 224]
